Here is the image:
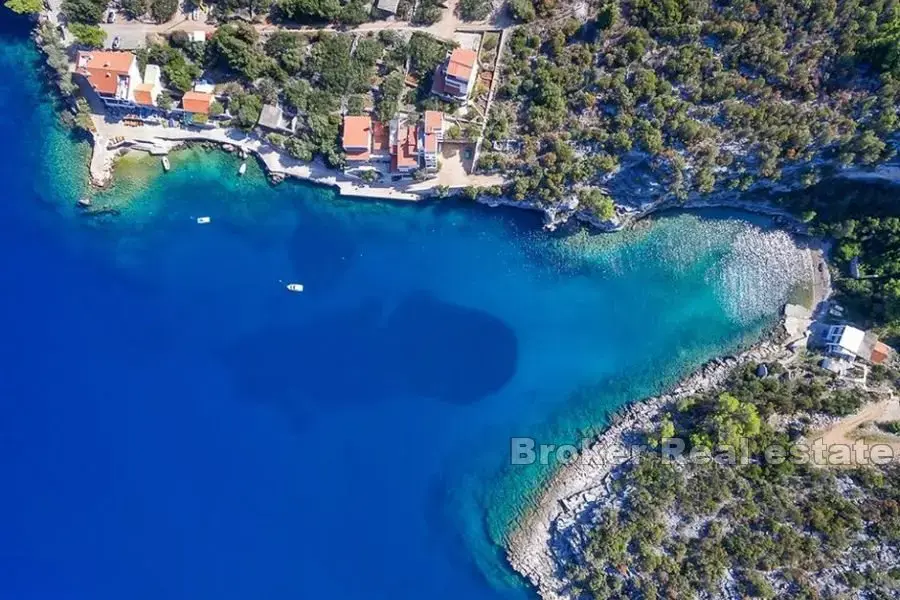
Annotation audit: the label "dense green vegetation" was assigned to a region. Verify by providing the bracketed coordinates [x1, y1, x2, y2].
[479, 0, 900, 208]
[188, 27, 447, 166]
[779, 180, 900, 339]
[4, 0, 42, 14]
[569, 362, 900, 600]
[69, 23, 106, 48]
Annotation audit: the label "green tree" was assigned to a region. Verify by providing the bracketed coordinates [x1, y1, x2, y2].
[307, 33, 357, 92]
[119, 0, 149, 18]
[509, 0, 535, 22]
[408, 32, 451, 75]
[61, 0, 106, 24]
[264, 31, 305, 74]
[229, 91, 263, 129]
[69, 23, 107, 48]
[207, 22, 270, 79]
[577, 188, 615, 220]
[150, 0, 178, 22]
[277, 0, 339, 21]
[458, 0, 490, 20]
[4, 0, 42, 14]
[338, 0, 369, 25]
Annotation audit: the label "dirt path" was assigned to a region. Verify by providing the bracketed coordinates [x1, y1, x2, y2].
[807, 397, 900, 466]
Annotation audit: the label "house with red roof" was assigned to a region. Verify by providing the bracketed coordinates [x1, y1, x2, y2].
[181, 91, 215, 124]
[133, 64, 161, 108]
[421, 110, 444, 171]
[75, 50, 143, 109]
[342, 115, 373, 162]
[432, 48, 479, 103]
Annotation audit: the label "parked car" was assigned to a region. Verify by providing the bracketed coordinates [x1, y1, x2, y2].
[106, 11, 115, 23]
[111, 36, 121, 49]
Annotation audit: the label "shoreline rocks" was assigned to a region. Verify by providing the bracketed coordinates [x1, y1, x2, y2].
[505, 332, 792, 600]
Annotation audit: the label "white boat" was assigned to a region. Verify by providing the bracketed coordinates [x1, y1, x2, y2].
[196, 216, 211, 224]
[238, 162, 247, 176]
[286, 283, 304, 293]
[162, 157, 170, 172]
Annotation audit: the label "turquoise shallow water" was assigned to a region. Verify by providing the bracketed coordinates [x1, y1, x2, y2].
[0, 15, 804, 600]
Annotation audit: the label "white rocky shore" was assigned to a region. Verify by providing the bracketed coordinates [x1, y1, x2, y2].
[506, 334, 793, 600]
[507, 237, 830, 600]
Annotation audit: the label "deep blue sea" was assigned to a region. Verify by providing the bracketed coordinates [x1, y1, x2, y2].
[0, 13, 807, 600]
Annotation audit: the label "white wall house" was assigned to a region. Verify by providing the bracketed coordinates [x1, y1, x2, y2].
[826, 325, 865, 359]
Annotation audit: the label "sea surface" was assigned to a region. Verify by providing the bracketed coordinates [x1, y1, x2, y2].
[0, 13, 809, 600]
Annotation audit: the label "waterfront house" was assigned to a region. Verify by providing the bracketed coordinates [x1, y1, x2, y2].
[826, 325, 866, 360]
[342, 115, 373, 162]
[258, 103, 297, 134]
[181, 91, 214, 124]
[421, 110, 443, 171]
[74, 50, 142, 109]
[432, 48, 479, 103]
[825, 324, 893, 364]
[133, 64, 161, 107]
[392, 121, 419, 174]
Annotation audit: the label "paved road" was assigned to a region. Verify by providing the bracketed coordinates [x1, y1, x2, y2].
[99, 6, 506, 46]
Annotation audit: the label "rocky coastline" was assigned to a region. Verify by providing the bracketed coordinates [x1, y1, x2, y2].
[505, 329, 795, 600]
[505, 231, 831, 600]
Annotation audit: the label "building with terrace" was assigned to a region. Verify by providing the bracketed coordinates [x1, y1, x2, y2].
[432, 48, 479, 103]
[74, 50, 143, 109]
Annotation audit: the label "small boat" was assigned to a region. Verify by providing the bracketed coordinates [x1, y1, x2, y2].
[162, 157, 170, 172]
[77, 197, 92, 207]
[238, 162, 247, 176]
[196, 216, 211, 224]
[286, 283, 304, 293]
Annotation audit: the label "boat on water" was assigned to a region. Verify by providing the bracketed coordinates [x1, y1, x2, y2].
[196, 216, 211, 224]
[238, 162, 247, 176]
[286, 283, 304, 292]
[162, 157, 170, 172]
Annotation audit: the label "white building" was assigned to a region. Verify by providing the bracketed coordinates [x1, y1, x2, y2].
[826, 325, 865, 359]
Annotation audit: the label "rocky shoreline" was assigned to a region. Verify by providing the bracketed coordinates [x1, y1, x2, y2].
[505, 329, 795, 600]
[505, 233, 830, 600]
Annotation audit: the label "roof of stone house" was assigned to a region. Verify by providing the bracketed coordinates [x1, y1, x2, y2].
[376, 0, 400, 12]
[258, 104, 285, 129]
[182, 91, 214, 114]
[133, 84, 155, 106]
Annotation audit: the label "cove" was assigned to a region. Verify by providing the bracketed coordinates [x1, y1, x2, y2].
[0, 16, 811, 600]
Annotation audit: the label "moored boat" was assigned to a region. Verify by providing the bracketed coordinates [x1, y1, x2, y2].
[162, 157, 170, 172]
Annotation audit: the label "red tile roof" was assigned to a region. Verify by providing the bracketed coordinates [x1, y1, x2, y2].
[76, 51, 135, 96]
[182, 91, 214, 114]
[371, 120, 389, 153]
[393, 124, 418, 171]
[343, 116, 372, 148]
[342, 116, 372, 156]
[423, 110, 443, 134]
[133, 83, 155, 106]
[446, 48, 477, 81]
[871, 342, 892, 364]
